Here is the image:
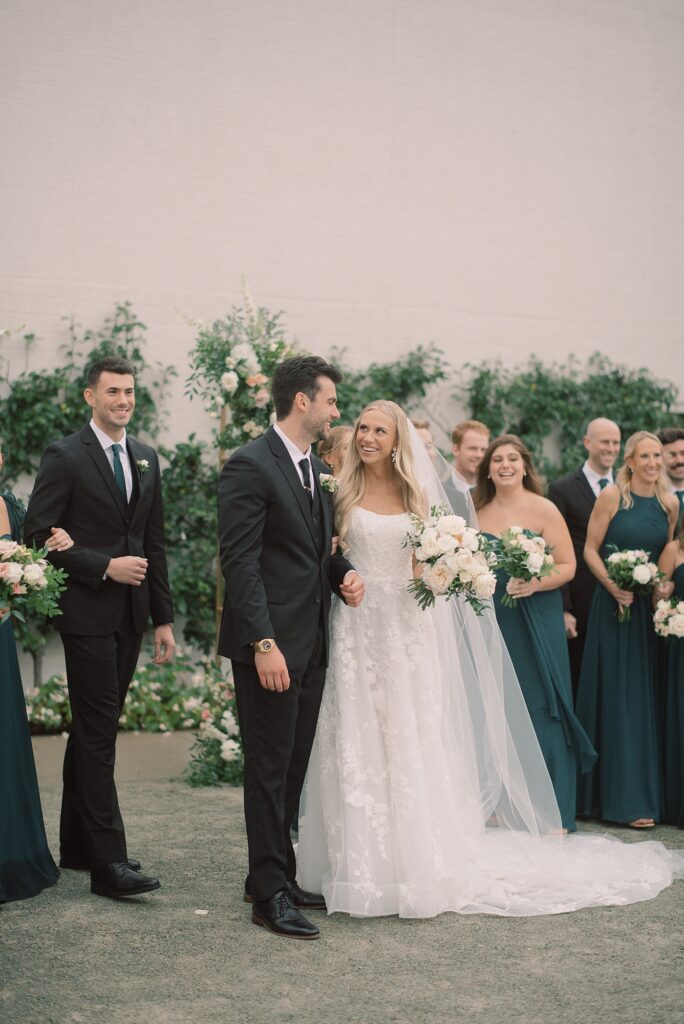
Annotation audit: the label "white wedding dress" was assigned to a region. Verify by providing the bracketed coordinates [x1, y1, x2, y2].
[297, 506, 684, 918]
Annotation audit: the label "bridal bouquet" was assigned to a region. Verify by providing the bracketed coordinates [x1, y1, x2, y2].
[653, 598, 684, 639]
[604, 546, 662, 623]
[490, 527, 556, 608]
[404, 506, 497, 614]
[0, 540, 67, 624]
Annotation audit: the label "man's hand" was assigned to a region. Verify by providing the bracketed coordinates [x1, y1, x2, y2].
[153, 624, 176, 664]
[563, 611, 578, 639]
[255, 646, 290, 692]
[107, 556, 148, 585]
[340, 570, 365, 607]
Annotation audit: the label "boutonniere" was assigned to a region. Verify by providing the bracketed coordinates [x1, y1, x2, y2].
[136, 459, 150, 475]
[319, 473, 338, 493]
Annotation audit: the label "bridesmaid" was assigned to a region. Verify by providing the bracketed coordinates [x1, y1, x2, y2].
[475, 435, 596, 832]
[576, 431, 679, 828]
[317, 425, 353, 478]
[0, 447, 72, 903]
[656, 526, 684, 826]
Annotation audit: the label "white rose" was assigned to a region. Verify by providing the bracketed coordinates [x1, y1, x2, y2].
[445, 548, 475, 573]
[220, 371, 239, 394]
[423, 563, 456, 595]
[677, 602, 684, 615]
[669, 614, 684, 638]
[232, 343, 260, 374]
[472, 571, 497, 599]
[0, 540, 19, 557]
[508, 525, 523, 536]
[22, 563, 47, 587]
[416, 529, 441, 560]
[437, 515, 466, 536]
[436, 533, 457, 554]
[632, 564, 652, 586]
[0, 561, 23, 584]
[201, 723, 225, 742]
[221, 738, 241, 762]
[525, 552, 545, 574]
[625, 551, 637, 564]
[462, 528, 480, 552]
[221, 709, 239, 736]
[607, 552, 622, 564]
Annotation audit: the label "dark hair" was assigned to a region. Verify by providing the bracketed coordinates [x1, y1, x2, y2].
[86, 356, 136, 388]
[472, 433, 544, 509]
[271, 355, 342, 419]
[657, 427, 684, 446]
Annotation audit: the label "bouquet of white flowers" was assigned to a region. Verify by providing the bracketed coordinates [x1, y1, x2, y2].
[653, 597, 684, 639]
[404, 506, 497, 614]
[604, 546, 662, 623]
[489, 527, 556, 608]
[0, 539, 67, 624]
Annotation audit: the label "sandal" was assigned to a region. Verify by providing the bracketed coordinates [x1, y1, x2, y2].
[627, 818, 655, 829]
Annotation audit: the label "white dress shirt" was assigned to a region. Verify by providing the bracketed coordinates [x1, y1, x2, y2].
[582, 461, 613, 499]
[273, 423, 313, 491]
[90, 419, 133, 501]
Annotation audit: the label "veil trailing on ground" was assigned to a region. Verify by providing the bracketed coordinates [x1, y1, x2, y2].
[406, 421, 564, 836]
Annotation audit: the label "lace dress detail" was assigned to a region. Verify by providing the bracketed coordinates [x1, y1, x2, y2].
[297, 507, 684, 918]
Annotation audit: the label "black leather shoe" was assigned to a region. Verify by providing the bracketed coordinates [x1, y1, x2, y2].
[244, 879, 326, 910]
[90, 862, 160, 899]
[251, 889, 320, 939]
[61, 856, 142, 873]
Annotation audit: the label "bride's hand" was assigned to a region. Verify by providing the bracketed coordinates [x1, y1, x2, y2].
[46, 527, 74, 552]
[331, 535, 339, 555]
[340, 571, 365, 607]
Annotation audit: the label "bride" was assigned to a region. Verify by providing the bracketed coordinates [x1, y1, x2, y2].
[297, 400, 684, 918]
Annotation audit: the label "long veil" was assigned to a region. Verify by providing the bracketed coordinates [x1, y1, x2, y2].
[406, 422, 563, 837]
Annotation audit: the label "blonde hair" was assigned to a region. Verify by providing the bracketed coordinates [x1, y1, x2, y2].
[335, 400, 424, 553]
[615, 431, 671, 511]
[317, 425, 352, 468]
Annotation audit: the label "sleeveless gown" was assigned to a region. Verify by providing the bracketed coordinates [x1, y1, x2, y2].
[297, 507, 684, 918]
[662, 561, 684, 826]
[576, 494, 668, 823]
[0, 492, 59, 902]
[486, 534, 596, 832]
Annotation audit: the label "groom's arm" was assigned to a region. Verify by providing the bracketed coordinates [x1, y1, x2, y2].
[24, 445, 110, 586]
[217, 451, 273, 645]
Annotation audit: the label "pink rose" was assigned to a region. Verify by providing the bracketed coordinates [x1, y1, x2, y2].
[254, 387, 270, 409]
[0, 562, 23, 584]
[12, 583, 27, 595]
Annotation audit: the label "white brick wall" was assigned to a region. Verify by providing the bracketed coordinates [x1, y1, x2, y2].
[1, 0, 682, 447]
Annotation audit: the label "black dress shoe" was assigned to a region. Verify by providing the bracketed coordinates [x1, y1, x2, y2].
[251, 889, 320, 939]
[61, 856, 142, 873]
[243, 879, 326, 910]
[90, 862, 160, 899]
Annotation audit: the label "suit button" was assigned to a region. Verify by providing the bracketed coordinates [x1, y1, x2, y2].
[314, 596, 321, 605]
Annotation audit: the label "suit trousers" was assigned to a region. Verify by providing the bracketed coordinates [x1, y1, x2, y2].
[59, 593, 143, 866]
[232, 626, 326, 902]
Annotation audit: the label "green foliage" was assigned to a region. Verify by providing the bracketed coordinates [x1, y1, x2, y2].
[184, 672, 243, 787]
[462, 352, 680, 481]
[159, 436, 218, 653]
[0, 303, 176, 486]
[332, 344, 449, 423]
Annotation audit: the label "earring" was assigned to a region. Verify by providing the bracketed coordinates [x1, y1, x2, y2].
[391, 447, 398, 465]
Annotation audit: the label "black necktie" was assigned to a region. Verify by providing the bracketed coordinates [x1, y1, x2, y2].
[299, 458, 313, 507]
[598, 478, 609, 491]
[112, 443, 128, 503]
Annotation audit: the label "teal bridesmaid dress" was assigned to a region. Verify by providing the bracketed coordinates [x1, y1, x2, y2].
[487, 536, 597, 832]
[576, 494, 669, 823]
[0, 492, 59, 902]
[662, 561, 684, 826]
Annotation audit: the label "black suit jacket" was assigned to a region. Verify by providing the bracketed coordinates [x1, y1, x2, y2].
[217, 426, 354, 674]
[24, 424, 173, 635]
[547, 467, 597, 622]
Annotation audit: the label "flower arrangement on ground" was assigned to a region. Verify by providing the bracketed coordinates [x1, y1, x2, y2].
[404, 507, 497, 614]
[184, 670, 244, 787]
[489, 526, 556, 608]
[653, 598, 684, 639]
[604, 546, 662, 623]
[185, 282, 297, 453]
[0, 539, 67, 624]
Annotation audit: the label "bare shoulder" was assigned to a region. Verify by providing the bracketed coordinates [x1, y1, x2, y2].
[0, 496, 10, 535]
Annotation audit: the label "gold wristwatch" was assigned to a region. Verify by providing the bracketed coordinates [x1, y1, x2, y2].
[252, 638, 276, 654]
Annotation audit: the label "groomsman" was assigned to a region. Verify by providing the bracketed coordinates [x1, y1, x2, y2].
[451, 420, 490, 487]
[658, 427, 684, 527]
[25, 356, 175, 899]
[548, 418, 621, 696]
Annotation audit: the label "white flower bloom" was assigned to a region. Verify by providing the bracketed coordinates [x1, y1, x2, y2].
[0, 562, 23, 584]
[436, 515, 467, 536]
[22, 563, 47, 587]
[221, 709, 239, 736]
[472, 571, 497, 599]
[422, 563, 456, 595]
[416, 529, 441, 560]
[508, 525, 523, 536]
[445, 548, 475, 573]
[632, 564, 652, 586]
[221, 370, 239, 394]
[669, 613, 684, 637]
[221, 738, 241, 762]
[526, 552, 545, 574]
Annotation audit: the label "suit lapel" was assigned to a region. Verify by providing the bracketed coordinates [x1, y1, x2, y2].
[125, 436, 148, 521]
[575, 468, 597, 508]
[81, 424, 128, 522]
[266, 428, 321, 555]
[312, 458, 332, 545]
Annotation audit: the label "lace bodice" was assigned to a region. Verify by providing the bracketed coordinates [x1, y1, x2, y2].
[345, 507, 412, 592]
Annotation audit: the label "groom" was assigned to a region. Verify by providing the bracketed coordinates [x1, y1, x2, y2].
[24, 356, 175, 899]
[218, 355, 364, 940]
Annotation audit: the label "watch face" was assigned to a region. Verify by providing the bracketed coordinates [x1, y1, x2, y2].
[260, 640, 273, 652]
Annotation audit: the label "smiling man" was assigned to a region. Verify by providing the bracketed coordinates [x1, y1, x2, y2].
[451, 420, 490, 487]
[657, 427, 684, 526]
[548, 417, 621, 696]
[24, 356, 174, 899]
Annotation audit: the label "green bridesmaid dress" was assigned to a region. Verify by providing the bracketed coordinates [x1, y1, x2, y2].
[662, 561, 684, 826]
[487, 536, 596, 832]
[576, 494, 669, 823]
[0, 492, 59, 902]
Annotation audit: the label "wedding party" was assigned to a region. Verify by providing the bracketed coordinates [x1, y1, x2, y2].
[2, 2, 683, 1023]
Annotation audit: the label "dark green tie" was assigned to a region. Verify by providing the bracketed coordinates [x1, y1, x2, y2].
[676, 489, 684, 507]
[598, 478, 609, 490]
[111, 443, 128, 503]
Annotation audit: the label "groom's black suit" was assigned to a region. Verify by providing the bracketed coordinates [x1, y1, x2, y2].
[218, 426, 354, 901]
[24, 423, 173, 866]
[548, 467, 598, 697]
